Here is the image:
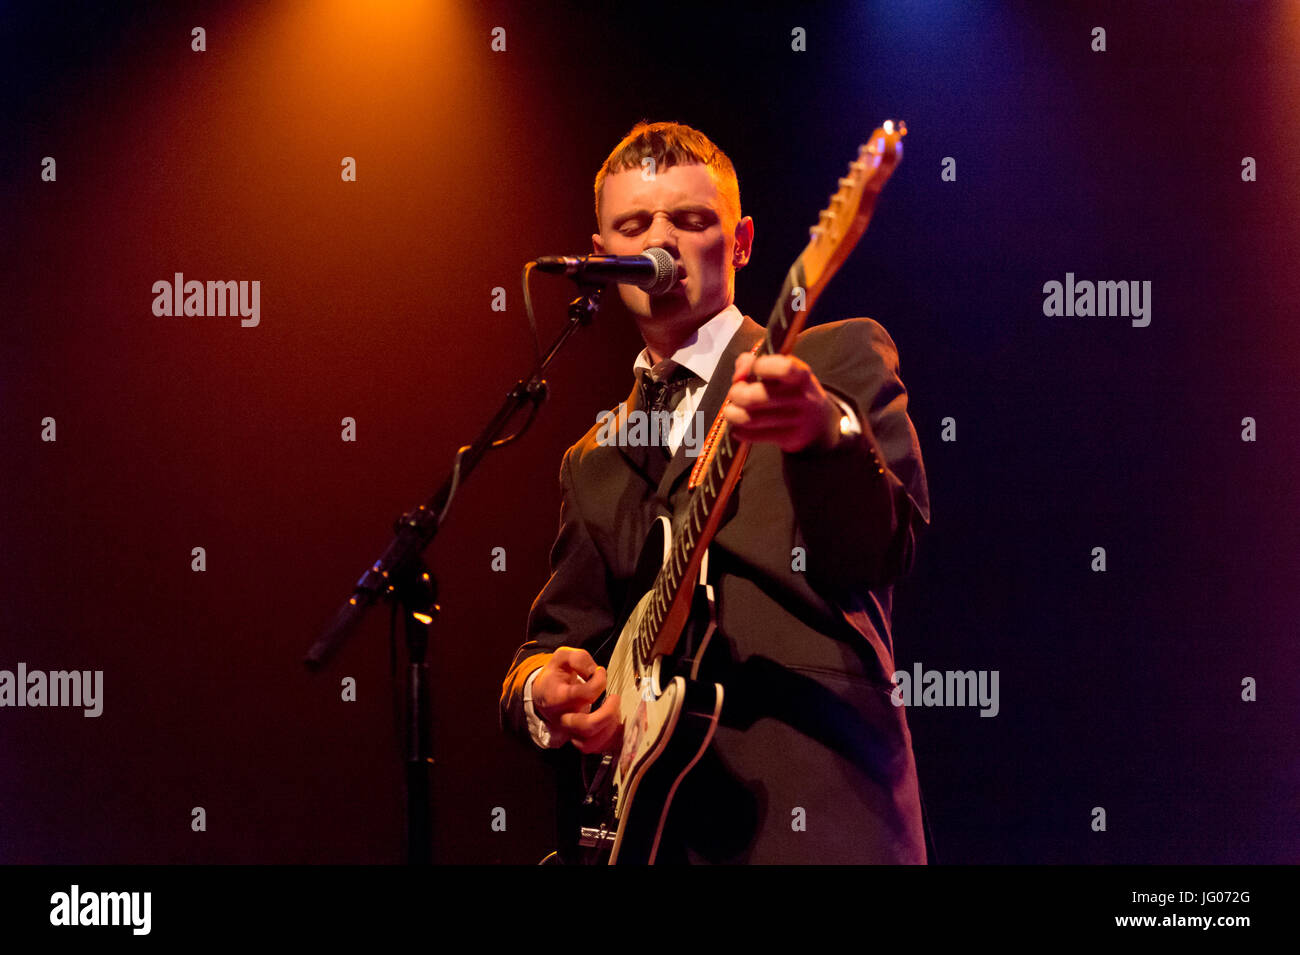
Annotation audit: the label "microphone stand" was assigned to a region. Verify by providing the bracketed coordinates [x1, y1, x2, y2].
[304, 283, 604, 864]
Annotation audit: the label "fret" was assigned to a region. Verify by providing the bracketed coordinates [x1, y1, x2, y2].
[713, 446, 727, 476]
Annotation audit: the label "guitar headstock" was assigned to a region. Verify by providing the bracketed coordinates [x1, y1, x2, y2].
[800, 119, 906, 301]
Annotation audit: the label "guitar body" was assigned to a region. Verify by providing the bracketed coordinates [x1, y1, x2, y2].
[575, 515, 723, 865]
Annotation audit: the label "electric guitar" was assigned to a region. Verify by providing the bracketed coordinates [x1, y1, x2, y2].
[566, 120, 908, 864]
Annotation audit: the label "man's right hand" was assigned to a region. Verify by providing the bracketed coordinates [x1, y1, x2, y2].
[532, 647, 622, 754]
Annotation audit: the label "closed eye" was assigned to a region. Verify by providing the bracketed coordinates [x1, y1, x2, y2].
[675, 214, 711, 230]
[613, 210, 716, 235]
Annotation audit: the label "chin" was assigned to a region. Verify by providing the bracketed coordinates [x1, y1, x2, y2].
[653, 285, 712, 316]
[647, 295, 689, 317]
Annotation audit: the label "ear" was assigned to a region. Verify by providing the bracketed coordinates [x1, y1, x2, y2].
[592, 232, 605, 254]
[732, 216, 754, 269]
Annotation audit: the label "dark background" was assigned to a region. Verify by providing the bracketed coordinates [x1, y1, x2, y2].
[1, 0, 1295, 864]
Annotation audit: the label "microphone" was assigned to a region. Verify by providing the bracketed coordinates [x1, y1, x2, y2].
[533, 248, 679, 296]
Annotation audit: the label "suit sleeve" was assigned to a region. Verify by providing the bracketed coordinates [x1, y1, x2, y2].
[783, 318, 931, 600]
[499, 445, 620, 742]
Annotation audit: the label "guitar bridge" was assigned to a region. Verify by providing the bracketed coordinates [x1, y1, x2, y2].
[578, 825, 617, 848]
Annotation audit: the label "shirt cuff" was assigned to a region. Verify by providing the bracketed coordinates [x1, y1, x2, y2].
[828, 393, 862, 439]
[523, 666, 568, 749]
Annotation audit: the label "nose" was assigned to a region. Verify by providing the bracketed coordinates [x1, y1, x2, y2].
[642, 212, 678, 254]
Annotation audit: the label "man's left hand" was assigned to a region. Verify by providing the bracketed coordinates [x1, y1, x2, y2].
[724, 352, 843, 454]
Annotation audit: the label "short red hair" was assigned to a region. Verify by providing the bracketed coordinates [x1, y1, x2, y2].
[594, 121, 741, 227]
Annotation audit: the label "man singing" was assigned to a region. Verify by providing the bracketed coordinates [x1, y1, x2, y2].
[500, 121, 931, 863]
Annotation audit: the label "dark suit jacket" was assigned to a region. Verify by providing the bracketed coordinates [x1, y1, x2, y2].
[500, 313, 931, 863]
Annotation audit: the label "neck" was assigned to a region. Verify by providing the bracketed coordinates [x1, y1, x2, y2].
[637, 302, 729, 364]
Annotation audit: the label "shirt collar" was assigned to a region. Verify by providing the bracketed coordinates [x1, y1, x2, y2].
[631, 303, 745, 385]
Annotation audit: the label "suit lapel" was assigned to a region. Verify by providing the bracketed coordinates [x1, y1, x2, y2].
[611, 378, 658, 487]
